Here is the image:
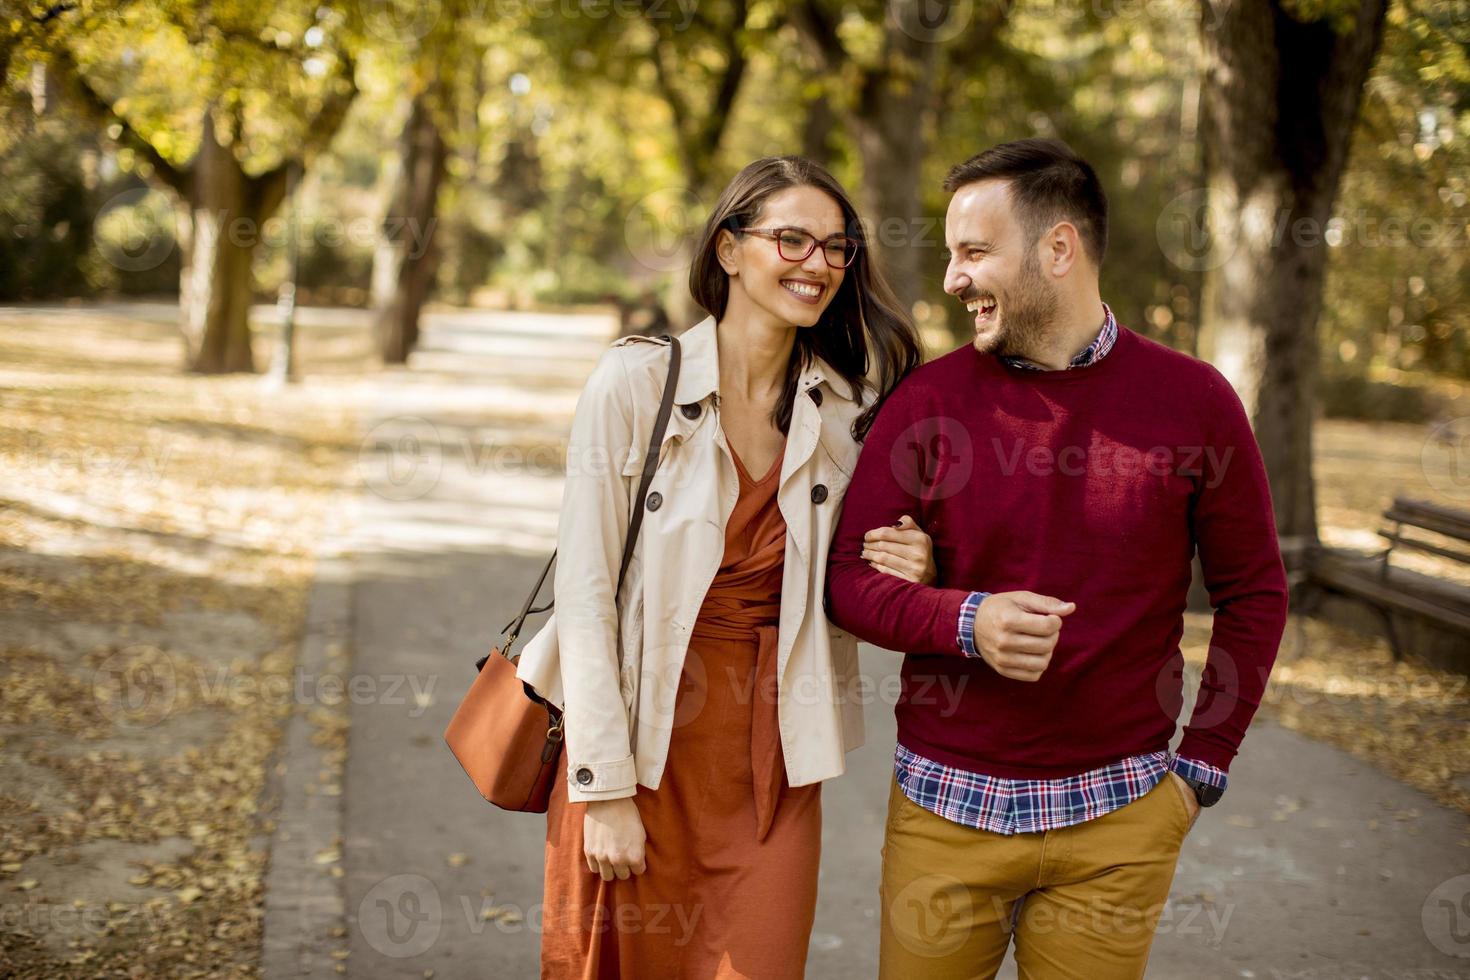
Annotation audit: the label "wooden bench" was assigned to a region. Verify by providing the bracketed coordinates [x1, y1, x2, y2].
[1305, 496, 1470, 664]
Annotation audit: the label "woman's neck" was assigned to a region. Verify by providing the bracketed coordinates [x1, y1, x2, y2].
[716, 301, 798, 403]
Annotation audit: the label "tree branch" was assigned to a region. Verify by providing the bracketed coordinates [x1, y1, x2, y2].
[43, 43, 190, 192]
[788, 0, 845, 74]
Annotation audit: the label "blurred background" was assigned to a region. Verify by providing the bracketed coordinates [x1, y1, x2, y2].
[1, 0, 1468, 977]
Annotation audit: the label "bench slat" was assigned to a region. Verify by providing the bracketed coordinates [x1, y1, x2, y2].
[1376, 529, 1470, 567]
[1386, 497, 1470, 544]
[1311, 558, 1470, 633]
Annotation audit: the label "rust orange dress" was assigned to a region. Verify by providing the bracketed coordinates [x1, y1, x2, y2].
[540, 441, 822, 979]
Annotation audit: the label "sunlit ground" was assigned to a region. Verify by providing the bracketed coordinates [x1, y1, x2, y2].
[0, 306, 372, 976]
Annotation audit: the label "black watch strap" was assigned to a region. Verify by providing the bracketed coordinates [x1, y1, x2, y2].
[1180, 775, 1225, 808]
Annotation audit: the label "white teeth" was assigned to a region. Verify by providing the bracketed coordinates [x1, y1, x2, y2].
[783, 281, 821, 298]
[966, 296, 997, 314]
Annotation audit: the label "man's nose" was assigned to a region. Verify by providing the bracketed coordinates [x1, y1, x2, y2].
[943, 263, 968, 297]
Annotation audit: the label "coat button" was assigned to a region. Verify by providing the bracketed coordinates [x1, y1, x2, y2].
[811, 484, 828, 504]
[646, 491, 663, 511]
[809, 387, 823, 407]
[680, 403, 701, 419]
[575, 767, 593, 786]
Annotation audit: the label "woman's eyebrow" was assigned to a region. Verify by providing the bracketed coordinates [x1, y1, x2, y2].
[770, 221, 849, 237]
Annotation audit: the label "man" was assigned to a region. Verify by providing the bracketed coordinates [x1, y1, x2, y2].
[826, 138, 1289, 978]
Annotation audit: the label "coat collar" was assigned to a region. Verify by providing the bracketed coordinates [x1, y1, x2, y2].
[673, 315, 859, 408]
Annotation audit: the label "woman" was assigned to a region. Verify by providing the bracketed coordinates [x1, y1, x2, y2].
[516, 157, 936, 978]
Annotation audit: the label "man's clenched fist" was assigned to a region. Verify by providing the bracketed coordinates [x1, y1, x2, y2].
[971, 591, 1075, 682]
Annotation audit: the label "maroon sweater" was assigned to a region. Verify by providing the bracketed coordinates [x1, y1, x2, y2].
[826, 326, 1288, 778]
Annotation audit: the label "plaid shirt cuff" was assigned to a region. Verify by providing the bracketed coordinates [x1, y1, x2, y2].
[1170, 755, 1228, 792]
[957, 591, 989, 657]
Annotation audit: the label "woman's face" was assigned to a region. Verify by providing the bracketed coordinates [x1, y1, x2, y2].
[717, 185, 849, 329]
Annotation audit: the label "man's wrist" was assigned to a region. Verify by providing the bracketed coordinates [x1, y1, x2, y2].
[957, 591, 989, 658]
[1170, 756, 1227, 807]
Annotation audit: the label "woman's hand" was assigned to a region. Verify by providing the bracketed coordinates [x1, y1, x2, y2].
[862, 514, 937, 586]
[583, 797, 647, 881]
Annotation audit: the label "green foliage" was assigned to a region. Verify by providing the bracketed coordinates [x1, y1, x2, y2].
[1321, 0, 1469, 380]
[1, 0, 1462, 392]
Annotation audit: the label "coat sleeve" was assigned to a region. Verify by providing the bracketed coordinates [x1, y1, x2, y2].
[555, 345, 640, 802]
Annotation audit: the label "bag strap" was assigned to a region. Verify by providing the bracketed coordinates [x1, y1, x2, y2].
[496, 334, 683, 657]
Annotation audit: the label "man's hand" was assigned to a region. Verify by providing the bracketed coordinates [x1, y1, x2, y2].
[1167, 772, 1202, 831]
[971, 591, 1076, 681]
[862, 515, 937, 585]
[584, 797, 647, 881]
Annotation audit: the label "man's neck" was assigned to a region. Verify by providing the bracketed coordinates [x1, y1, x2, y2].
[1010, 300, 1109, 371]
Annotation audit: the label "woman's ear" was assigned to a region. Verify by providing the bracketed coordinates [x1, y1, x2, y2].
[716, 229, 740, 277]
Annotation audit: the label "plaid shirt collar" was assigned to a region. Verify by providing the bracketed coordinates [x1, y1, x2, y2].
[998, 302, 1117, 372]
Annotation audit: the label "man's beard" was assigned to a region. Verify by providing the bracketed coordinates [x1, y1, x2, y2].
[978, 250, 1059, 360]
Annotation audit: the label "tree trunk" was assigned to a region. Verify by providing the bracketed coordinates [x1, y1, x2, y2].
[852, 98, 931, 316]
[178, 109, 287, 374]
[373, 89, 447, 364]
[792, 0, 988, 317]
[801, 92, 837, 168]
[1197, 0, 1388, 559]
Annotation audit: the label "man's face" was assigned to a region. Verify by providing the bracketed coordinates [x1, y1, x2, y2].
[942, 180, 1059, 357]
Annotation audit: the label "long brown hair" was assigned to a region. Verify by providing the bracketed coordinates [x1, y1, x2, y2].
[688, 156, 922, 443]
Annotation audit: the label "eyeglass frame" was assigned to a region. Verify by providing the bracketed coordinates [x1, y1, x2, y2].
[734, 226, 863, 269]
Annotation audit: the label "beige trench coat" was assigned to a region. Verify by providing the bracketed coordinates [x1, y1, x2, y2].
[516, 315, 868, 803]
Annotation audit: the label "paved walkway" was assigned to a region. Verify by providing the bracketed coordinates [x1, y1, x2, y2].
[265, 309, 1470, 979]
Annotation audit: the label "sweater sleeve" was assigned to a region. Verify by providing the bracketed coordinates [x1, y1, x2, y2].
[1175, 367, 1290, 772]
[825, 381, 973, 655]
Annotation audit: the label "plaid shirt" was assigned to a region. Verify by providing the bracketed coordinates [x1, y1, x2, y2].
[895, 302, 1227, 835]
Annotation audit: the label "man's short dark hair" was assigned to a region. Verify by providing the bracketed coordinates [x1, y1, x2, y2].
[943, 138, 1108, 267]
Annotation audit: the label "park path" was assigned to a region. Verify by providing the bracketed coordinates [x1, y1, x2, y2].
[264, 307, 1470, 979]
